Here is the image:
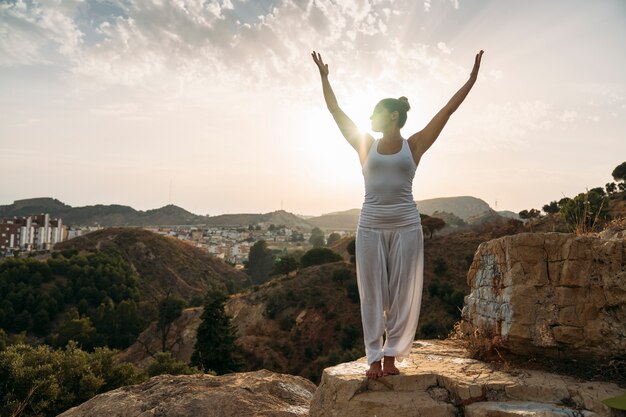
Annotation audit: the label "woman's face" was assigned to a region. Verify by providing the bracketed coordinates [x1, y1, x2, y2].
[370, 104, 392, 132]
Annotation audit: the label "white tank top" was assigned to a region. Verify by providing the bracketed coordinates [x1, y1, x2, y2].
[359, 138, 421, 228]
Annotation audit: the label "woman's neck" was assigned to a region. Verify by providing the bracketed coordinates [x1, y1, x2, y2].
[381, 128, 402, 142]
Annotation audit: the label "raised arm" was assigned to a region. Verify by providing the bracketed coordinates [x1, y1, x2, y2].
[311, 51, 373, 165]
[408, 50, 484, 160]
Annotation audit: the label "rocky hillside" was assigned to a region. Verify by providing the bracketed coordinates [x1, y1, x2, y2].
[115, 215, 533, 379]
[55, 228, 250, 299]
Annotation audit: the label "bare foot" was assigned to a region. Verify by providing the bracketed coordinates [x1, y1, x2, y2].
[383, 356, 400, 376]
[366, 361, 383, 379]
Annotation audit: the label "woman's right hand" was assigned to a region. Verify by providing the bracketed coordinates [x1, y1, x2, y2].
[311, 51, 329, 77]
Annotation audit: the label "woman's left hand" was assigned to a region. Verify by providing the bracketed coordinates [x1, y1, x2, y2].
[470, 50, 484, 81]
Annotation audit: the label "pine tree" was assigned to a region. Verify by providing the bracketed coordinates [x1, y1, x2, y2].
[191, 292, 238, 375]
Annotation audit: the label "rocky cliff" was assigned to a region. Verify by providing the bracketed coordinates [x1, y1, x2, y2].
[462, 231, 625, 360]
[309, 339, 624, 417]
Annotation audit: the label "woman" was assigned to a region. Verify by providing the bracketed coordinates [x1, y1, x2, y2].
[311, 50, 484, 379]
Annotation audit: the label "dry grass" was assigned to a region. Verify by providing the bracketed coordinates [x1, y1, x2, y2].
[601, 215, 626, 232]
[572, 191, 606, 235]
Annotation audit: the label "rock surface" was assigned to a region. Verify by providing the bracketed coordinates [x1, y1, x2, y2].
[309, 340, 624, 417]
[59, 369, 316, 417]
[462, 232, 626, 358]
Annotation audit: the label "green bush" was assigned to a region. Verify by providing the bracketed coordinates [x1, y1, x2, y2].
[346, 282, 360, 304]
[145, 351, 202, 377]
[560, 189, 610, 233]
[0, 342, 144, 417]
[332, 268, 352, 282]
[300, 248, 342, 268]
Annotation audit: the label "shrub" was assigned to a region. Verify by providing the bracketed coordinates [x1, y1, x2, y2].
[300, 248, 343, 268]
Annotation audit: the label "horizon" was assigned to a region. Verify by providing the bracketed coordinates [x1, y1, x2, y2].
[2, 193, 514, 218]
[2, 0, 625, 217]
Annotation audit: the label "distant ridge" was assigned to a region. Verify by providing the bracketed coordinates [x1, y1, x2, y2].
[307, 196, 505, 230]
[416, 196, 495, 221]
[0, 198, 208, 227]
[204, 210, 313, 229]
[1, 196, 511, 229]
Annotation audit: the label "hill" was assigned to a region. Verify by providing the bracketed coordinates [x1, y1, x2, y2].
[308, 196, 503, 231]
[119, 217, 525, 381]
[0, 198, 209, 227]
[2, 196, 509, 230]
[54, 228, 250, 299]
[416, 195, 496, 222]
[203, 210, 313, 230]
[307, 209, 360, 230]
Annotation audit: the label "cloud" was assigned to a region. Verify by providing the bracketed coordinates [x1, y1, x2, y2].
[1, 0, 468, 112]
[0, 0, 84, 66]
[437, 41, 451, 55]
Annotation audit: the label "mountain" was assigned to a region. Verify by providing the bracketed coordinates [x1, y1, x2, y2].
[307, 209, 360, 230]
[2, 196, 508, 230]
[203, 210, 313, 230]
[415, 196, 495, 222]
[54, 228, 250, 299]
[0, 197, 71, 217]
[0, 198, 209, 227]
[308, 197, 502, 230]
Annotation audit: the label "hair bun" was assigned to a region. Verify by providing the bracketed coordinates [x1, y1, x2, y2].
[398, 96, 410, 111]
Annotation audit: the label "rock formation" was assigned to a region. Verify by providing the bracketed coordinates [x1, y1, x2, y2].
[59, 370, 316, 417]
[310, 339, 623, 417]
[462, 232, 626, 359]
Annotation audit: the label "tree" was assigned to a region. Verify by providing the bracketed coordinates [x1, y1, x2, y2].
[433, 258, 448, 276]
[346, 239, 356, 264]
[54, 308, 97, 351]
[542, 201, 559, 214]
[519, 208, 541, 220]
[246, 240, 275, 285]
[273, 255, 298, 275]
[157, 296, 185, 352]
[290, 231, 305, 242]
[421, 216, 446, 238]
[309, 227, 325, 248]
[606, 182, 617, 195]
[300, 248, 343, 268]
[612, 161, 626, 182]
[326, 232, 341, 246]
[191, 292, 239, 375]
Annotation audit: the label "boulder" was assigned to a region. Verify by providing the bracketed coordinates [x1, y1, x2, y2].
[462, 232, 626, 359]
[59, 369, 316, 417]
[309, 340, 623, 417]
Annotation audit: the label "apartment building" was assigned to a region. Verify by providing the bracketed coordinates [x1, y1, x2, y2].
[0, 214, 66, 254]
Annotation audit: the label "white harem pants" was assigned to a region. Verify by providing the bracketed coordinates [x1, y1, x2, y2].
[355, 223, 424, 365]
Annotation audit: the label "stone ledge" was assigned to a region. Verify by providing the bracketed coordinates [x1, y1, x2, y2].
[309, 340, 625, 417]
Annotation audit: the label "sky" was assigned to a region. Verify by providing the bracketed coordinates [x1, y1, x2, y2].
[1, 0, 625, 217]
